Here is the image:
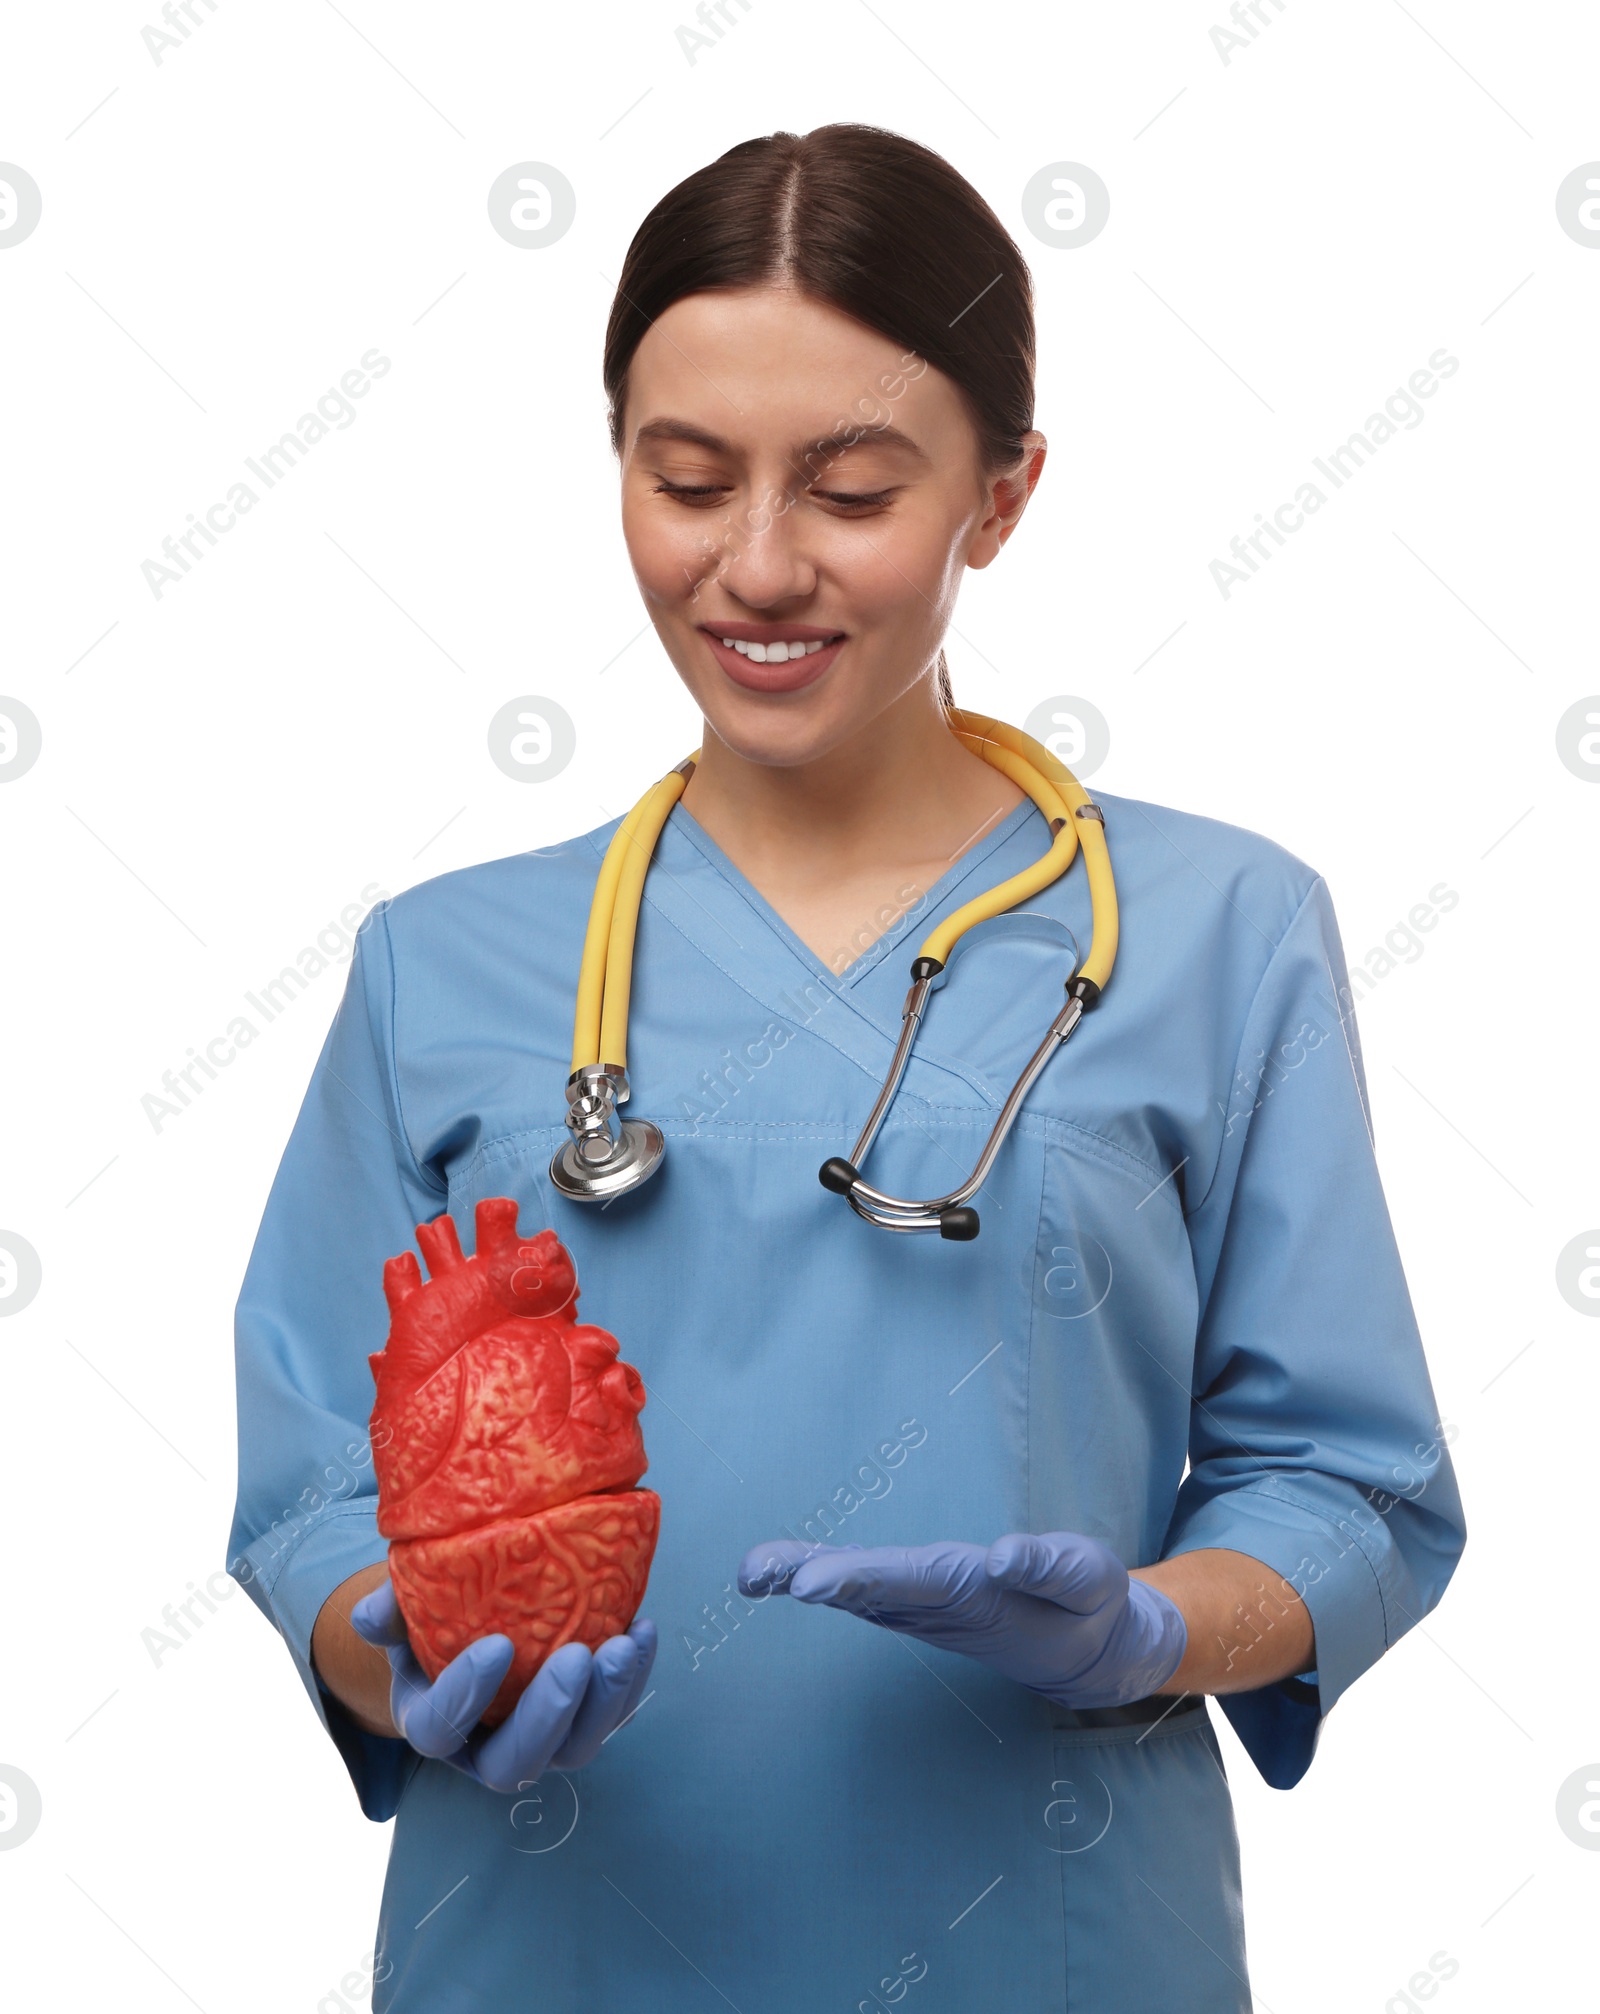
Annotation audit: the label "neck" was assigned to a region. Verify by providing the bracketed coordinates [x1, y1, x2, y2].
[677, 677, 1024, 899]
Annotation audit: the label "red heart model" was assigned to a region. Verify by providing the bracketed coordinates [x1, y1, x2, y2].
[368, 1197, 659, 1727]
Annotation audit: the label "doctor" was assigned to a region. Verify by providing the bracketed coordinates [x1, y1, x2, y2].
[229, 125, 1465, 2011]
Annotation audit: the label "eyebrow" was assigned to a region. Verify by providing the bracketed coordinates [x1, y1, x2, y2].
[632, 416, 931, 471]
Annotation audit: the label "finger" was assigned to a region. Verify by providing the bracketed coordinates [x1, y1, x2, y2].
[788, 1543, 973, 1610]
[984, 1531, 1126, 1614]
[550, 1620, 656, 1763]
[549, 1632, 648, 1769]
[383, 1636, 434, 1711]
[397, 1635, 515, 1759]
[737, 1540, 862, 1597]
[349, 1579, 405, 1647]
[473, 1642, 593, 1794]
[738, 1539, 813, 1595]
[613, 1618, 658, 1725]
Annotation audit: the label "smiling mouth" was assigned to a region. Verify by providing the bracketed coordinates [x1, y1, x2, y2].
[696, 622, 846, 666]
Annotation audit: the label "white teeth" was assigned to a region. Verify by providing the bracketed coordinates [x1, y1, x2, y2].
[723, 637, 834, 659]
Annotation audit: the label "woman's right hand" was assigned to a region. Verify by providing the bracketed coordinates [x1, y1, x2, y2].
[348, 1579, 656, 1793]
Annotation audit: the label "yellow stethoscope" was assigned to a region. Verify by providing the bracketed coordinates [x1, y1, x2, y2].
[549, 709, 1119, 1239]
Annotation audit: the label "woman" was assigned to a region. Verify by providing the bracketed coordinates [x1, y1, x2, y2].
[229, 125, 1464, 2010]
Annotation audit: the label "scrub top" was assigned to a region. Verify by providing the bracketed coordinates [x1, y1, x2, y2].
[228, 780, 1465, 2013]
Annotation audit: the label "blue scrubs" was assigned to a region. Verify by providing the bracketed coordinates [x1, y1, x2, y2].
[229, 785, 1464, 2012]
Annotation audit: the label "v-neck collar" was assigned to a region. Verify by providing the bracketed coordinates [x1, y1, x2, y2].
[661, 789, 1043, 994]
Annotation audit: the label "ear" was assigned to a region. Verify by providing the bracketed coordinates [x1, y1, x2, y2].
[966, 431, 1048, 572]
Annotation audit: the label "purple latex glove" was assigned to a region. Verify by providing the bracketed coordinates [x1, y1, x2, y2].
[350, 1579, 656, 1793]
[737, 1531, 1186, 1710]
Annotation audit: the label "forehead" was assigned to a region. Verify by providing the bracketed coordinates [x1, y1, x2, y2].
[622, 284, 971, 455]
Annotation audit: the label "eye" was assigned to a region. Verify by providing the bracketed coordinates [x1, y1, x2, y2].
[811, 487, 897, 514]
[652, 478, 731, 507]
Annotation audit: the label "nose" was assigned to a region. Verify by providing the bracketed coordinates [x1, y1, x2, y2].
[707, 479, 818, 608]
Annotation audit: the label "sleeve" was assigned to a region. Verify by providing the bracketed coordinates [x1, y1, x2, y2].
[224, 900, 444, 1820]
[1163, 875, 1467, 1789]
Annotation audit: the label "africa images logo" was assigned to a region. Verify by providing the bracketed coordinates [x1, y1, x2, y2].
[1209, 348, 1460, 598]
[139, 349, 391, 598]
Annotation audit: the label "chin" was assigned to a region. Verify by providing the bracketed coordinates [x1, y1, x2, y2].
[696, 691, 873, 768]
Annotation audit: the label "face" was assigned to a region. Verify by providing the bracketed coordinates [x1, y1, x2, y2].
[617, 285, 1043, 767]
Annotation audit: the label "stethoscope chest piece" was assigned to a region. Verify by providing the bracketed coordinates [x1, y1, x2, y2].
[549, 1064, 666, 1203]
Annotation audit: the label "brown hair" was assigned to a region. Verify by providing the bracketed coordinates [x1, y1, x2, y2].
[603, 125, 1037, 708]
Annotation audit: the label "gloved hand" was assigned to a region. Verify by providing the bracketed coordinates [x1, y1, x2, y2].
[350, 1579, 657, 1792]
[737, 1531, 1186, 1710]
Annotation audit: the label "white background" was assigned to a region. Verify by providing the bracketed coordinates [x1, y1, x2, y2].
[2, 2, 1597, 2007]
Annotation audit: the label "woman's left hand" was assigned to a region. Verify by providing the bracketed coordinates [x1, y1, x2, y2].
[737, 1531, 1187, 1711]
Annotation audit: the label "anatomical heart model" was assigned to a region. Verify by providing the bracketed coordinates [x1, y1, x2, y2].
[369, 1197, 660, 1727]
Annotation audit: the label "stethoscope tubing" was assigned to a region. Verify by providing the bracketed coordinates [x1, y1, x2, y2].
[553, 712, 1119, 1235]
